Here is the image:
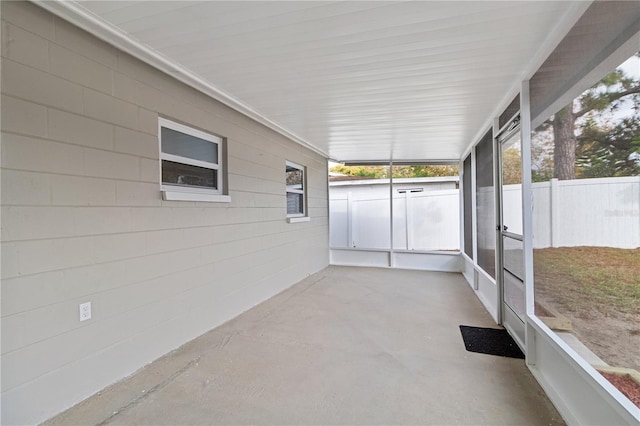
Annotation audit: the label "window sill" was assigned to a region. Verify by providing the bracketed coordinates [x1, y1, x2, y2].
[287, 216, 311, 223]
[162, 191, 231, 203]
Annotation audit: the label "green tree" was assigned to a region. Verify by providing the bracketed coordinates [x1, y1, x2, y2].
[329, 164, 388, 178]
[408, 165, 459, 177]
[329, 164, 458, 178]
[548, 60, 640, 180]
[502, 147, 523, 185]
[531, 130, 554, 182]
[577, 117, 640, 178]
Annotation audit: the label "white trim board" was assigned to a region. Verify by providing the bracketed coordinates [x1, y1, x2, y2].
[330, 249, 461, 273]
[528, 317, 640, 425]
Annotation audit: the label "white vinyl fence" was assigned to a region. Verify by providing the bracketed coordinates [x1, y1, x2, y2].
[478, 176, 640, 250]
[330, 176, 639, 252]
[531, 176, 640, 249]
[330, 188, 460, 251]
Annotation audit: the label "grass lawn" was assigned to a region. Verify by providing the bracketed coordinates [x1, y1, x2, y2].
[534, 246, 640, 373]
[534, 246, 640, 316]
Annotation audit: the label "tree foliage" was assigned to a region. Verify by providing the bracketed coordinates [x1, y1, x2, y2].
[501, 147, 522, 185]
[577, 117, 640, 178]
[533, 54, 640, 181]
[531, 130, 554, 182]
[330, 164, 389, 178]
[329, 164, 458, 179]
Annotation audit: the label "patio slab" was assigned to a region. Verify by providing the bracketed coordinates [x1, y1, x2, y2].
[46, 266, 564, 425]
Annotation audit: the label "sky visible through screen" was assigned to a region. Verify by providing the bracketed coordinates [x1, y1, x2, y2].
[614, 54, 640, 119]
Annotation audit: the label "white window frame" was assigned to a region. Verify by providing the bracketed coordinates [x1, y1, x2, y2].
[286, 160, 309, 222]
[158, 117, 230, 203]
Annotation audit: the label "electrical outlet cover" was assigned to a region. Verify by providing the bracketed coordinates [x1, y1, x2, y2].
[79, 302, 91, 321]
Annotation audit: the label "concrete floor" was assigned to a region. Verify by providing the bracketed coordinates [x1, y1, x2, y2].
[47, 266, 564, 425]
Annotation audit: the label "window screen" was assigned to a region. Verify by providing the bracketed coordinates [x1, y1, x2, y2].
[475, 130, 496, 278]
[530, 2, 640, 125]
[463, 154, 473, 259]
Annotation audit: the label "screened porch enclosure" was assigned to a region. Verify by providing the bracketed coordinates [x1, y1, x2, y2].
[328, 166, 463, 272]
[2, 1, 640, 425]
[329, 175, 460, 252]
[328, 3, 640, 419]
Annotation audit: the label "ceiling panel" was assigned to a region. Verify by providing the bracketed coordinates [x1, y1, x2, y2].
[75, 1, 580, 162]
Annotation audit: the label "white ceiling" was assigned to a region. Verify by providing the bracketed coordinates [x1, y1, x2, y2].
[53, 1, 585, 162]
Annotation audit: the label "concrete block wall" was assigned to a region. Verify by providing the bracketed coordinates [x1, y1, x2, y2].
[0, 2, 329, 424]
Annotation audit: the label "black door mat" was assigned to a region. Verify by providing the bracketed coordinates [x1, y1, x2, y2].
[459, 325, 525, 359]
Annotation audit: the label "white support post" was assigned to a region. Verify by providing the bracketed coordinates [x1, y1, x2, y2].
[389, 161, 394, 267]
[405, 191, 412, 250]
[493, 116, 503, 325]
[521, 80, 537, 366]
[347, 191, 354, 248]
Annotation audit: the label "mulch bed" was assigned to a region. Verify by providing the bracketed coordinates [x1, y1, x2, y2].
[600, 372, 640, 409]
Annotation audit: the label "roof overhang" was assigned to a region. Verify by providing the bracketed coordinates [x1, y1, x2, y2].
[34, 1, 590, 162]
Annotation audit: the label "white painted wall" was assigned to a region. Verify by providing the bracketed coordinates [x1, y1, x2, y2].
[0, 3, 329, 424]
[330, 249, 461, 273]
[528, 318, 640, 425]
[462, 255, 499, 323]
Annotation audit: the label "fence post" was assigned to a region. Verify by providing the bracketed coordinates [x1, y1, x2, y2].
[550, 178, 559, 247]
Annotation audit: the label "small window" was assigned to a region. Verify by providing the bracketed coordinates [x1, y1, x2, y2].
[286, 161, 306, 218]
[159, 118, 229, 202]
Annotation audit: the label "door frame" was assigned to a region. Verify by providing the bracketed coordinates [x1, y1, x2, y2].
[495, 112, 527, 352]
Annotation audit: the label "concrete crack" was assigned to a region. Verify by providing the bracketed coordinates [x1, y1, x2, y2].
[96, 356, 201, 426]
